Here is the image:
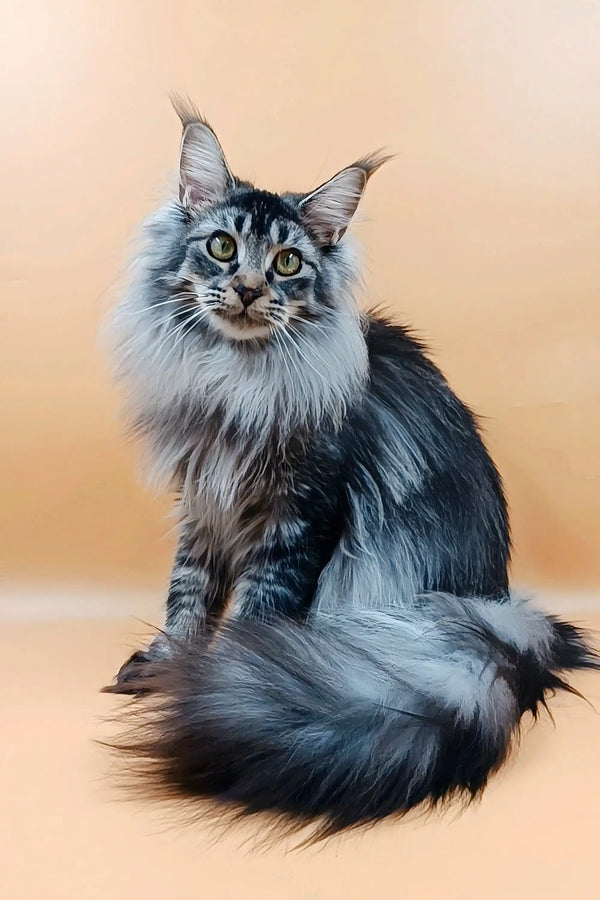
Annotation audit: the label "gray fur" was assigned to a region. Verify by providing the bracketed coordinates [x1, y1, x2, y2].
[105, 107, 597, 836]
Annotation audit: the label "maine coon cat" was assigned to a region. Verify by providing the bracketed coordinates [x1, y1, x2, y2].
[105, 99, 597, 839]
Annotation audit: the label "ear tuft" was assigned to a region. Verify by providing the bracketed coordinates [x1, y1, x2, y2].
[170, 92, 208, 129]
[351, 149, 395, 181]
[171, 95, 233, 209]
[299, 150, 392, 245]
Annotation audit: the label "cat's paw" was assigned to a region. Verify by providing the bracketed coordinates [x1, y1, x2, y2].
[102, 638, 169, 695]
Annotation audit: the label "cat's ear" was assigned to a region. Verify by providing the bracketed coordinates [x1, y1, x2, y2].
[172, 96, 234, 208]
[298, 151, 392, 245]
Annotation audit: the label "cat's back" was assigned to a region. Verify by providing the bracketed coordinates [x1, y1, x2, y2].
[360, 312, 493, 468]
[324, 312, 511, 603]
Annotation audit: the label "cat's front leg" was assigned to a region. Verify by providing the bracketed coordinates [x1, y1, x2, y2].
[104, 534, 229, 693]
[229, 518, 326, 624]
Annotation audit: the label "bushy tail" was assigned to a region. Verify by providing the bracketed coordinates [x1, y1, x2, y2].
[110, 594, 598, 839]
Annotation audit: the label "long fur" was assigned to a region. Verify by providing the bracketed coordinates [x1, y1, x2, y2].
[105, 104, 599, 840]
[115, 597, 596, 840]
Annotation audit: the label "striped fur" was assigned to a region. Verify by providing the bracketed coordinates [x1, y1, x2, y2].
[104, 104, 598, 840]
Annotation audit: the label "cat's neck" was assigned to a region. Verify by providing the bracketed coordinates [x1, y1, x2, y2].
[114, 301, 369, 493]
[124, 309, 367, 434]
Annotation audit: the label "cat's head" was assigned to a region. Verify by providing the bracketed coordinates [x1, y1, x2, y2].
[170, 99, 389, 343]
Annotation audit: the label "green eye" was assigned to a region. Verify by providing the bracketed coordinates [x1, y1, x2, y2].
[274, 248, 302, 276]
[207, 232, 236, 261]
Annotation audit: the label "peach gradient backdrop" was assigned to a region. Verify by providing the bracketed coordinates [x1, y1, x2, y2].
[1, 1, 599, 593]
[2, 5, 600, 900]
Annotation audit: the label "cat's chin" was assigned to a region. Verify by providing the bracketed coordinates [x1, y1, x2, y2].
[208, 312, 273, 343]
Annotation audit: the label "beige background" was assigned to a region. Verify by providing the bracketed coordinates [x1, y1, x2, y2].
[2, 0, 599, 591]
[1, 2, 600, 898]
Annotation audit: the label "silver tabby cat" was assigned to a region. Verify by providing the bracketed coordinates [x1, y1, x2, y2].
[105, 99, 597, 839]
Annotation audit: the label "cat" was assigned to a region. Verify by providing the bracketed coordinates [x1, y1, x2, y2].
[104, 97, 597, 840]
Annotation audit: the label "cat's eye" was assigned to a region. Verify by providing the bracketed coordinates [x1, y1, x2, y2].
[207, 232, 236, 261]
[274, 248, 302, 277]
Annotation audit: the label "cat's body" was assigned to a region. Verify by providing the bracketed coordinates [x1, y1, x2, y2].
[106, 100, 597, 839]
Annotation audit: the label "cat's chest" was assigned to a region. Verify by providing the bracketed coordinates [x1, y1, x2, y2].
[178, 425, 288, 560]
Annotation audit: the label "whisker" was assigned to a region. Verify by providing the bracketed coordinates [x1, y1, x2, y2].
[271, 328, 295, 387]
[287, 312, 326, 335]
[135, 296, 198, 315]
[282, 326, 327, 381]
[150, 305, 211, 365]
[158, 308, 212, 368]
[147, 308, 194, 363]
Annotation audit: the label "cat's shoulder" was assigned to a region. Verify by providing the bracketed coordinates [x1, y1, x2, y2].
[360, 311, 480, 439]
[363, 310, 436, 375]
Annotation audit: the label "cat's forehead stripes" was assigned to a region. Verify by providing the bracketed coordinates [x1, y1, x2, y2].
[233, 213, 252, 238]
[230, 189, 301, 238]
[268, 219, 294, 247]
[189, 191, 302, 243]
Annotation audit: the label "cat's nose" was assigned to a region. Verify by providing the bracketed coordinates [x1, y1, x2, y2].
[232, 282, 265, 309]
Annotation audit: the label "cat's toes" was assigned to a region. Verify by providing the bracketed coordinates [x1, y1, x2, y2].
[101, 649, 155, 695]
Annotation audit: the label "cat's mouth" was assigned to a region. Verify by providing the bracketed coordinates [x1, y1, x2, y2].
[209, 307, 275, 342]
[215, 306, 269, 327]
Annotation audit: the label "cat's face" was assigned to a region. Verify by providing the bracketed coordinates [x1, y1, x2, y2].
[169, 100, 388, 344]
[179, 189, 326, 342]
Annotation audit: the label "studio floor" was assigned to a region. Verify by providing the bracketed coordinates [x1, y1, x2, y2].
[2, 588, 599, 900]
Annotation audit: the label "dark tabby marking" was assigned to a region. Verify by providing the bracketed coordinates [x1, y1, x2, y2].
[103, 97, 598, 841]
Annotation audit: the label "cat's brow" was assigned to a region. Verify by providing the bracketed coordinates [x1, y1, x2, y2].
[185, 232, 234, 247]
